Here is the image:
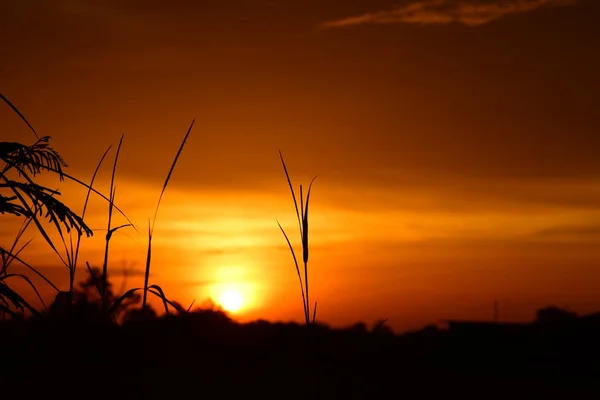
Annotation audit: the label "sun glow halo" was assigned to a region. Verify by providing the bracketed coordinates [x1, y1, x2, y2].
[220, 289, 244, 312]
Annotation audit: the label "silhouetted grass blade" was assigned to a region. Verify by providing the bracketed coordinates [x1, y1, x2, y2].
[0, 92, 38, 139]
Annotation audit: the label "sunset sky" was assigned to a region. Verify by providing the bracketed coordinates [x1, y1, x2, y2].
[1, 0, 599, 332]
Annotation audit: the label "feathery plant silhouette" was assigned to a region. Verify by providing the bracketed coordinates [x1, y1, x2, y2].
[0, 93, 91, 316]
[0, 92, 193, 320]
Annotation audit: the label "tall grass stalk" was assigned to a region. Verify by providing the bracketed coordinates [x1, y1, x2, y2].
[277, 151, 319, 400]
[277, 151, 317, 326]
[100, 134, 133, 313]
[141, 119, 195, 312]
[68, 145, 112, 298]
[107, 121, 195, 319]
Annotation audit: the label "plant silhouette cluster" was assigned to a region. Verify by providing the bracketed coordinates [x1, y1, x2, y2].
[0, 93, 192, 322]
[2, 94, 600, 399]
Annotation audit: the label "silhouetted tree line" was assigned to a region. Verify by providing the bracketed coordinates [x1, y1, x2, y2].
[0, 273, 599, 399]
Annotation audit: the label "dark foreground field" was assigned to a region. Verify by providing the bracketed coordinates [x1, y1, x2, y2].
[2, 307, 600, 399]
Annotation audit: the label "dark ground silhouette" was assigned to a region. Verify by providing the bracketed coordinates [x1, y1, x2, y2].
[2, 301, 600, 399]
[8, 103, 598, 398]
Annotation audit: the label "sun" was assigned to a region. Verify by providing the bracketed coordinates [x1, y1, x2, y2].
[219, 289, 244, 312]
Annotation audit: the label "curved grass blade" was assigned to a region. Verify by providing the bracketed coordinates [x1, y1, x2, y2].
[279, 150, 303, 237]
[1, 236, 33, 273]
[301, 176, 317, 324]
[278, 220, 308, 323]
[109, 287, 141, 316]
[302, 176, 318, 265]
[0, 281, 41, 316]
[148, 284, 170, 315]
[0, 273, 47, 311]
[0, 247, 60, 292]
[142, 221, 152, 311]
[0, 92, 38, 139]
[26, 164, 137, 232]
[106, 224, 132, 241]
[143, 119, 195, 310]
[102, 134, 124, 311]
[2, 215, 35, 272]
[148, 285, 186, 314]
[151, 119, 195, 233]
[187, 299, 196, 313]
[72, 145, 113, 288]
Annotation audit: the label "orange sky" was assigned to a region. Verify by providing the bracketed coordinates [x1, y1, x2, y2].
[1, 0, 600, 332]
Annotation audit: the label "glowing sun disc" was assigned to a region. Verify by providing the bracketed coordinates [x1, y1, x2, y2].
[220, 290, 243, 312]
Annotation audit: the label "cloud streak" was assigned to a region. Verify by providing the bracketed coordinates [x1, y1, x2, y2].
[322, 0, 576, 29]
[535, 224, 600, 240]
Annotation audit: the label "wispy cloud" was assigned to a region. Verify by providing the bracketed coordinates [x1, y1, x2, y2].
[536, 224, 600, 240]
[322, 0, 576, 29]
